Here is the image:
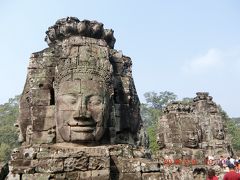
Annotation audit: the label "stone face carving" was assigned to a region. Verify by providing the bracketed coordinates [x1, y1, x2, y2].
[158, 102, 201, 149]
[181, 117, 201, 148]
[56, 80, 111, 142]
[211, 116, 225, 140]
[16, 17, 142, 145]
[158, 92, 231, 154]
[156, 92, 233, 179]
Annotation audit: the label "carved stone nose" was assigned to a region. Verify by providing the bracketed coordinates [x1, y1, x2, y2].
[73, 110, 91, 120]
[72, 98, 91, 119]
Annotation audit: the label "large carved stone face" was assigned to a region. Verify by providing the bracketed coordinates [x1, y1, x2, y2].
[212, 121, 224, 140]
[157, 133, 165, 149]
[56, 80, 110, 142]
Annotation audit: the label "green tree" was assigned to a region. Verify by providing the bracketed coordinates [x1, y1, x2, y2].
[181, 97, 193, 104]
[0, 95, 19, 162]
[141, 91, 177, 153]
[144, 91, 177, 109]
[0, 143, 11, 162]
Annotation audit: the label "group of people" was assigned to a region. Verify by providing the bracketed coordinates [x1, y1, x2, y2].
[207, 156, 240, 180]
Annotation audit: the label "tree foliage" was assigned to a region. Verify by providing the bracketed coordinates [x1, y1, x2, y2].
[141, 91, 177, 153]
[0, 95, 19, 162]
[144, 91, 177, 110]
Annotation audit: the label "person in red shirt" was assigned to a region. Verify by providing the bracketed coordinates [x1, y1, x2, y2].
[207, 168, 218, 180]
[223, 164, 240, 180]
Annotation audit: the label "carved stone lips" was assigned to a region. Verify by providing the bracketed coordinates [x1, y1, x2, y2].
[71, 126, 95, 132]
[68, 119, 96, 132]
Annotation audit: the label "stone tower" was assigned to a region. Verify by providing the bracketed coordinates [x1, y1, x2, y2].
[16, 17, 142, 146]
[157, 92, 233, 179]
[7, 17, 163, 180]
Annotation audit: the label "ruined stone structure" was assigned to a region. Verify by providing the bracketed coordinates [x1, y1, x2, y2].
[7, 17, 163, 180]
[157, 92, 233, 179]
[16, 17, 142, 146]
[7, 17, 234, 180]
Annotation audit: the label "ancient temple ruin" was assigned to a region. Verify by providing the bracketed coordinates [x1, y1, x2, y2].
[6, 17, 234, 180]
[7, 17, 160, 180]
[157, 92, 233, 179]
[16, 17, 142, 146]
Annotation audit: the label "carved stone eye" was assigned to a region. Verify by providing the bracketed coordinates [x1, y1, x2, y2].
[88, 96, 102, 106]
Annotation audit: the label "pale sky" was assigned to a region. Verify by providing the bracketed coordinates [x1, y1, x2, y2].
[1, 0, 240, 117]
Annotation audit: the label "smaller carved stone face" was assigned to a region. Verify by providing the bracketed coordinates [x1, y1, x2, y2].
[56, 80, 110, 143]
[182, 130, 199, 148]
[212, 121, 224, 140]
[181, 118, 200, 148]
[157, 133, 165, 149]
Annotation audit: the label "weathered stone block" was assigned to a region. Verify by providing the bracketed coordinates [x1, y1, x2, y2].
[64, 157, 88, 171]
[29, 77, 53, 89]
[22, 173, 52, 180]
[80, 146, 109, 157]
[28, 68, 54, 78]
[120, 158, 141, 173]
[19, 108, 31, 120]
[109, 146, 123, 156]
[36, 159, 63, 173]
[10, 159, 31, 167]
[120, 172, 141, 180]
[79, 171, 91, 180]
[30, 89, 51, 106]
[142, 172, 164, 180]
[37, 147, 52, 159]
[32, 130, 56, 144]
[52, 148, 74, 159]
[32, 117, 55, 131]
[31, 106, 55, 118]
[92, 169, 110, 180]
[9, 165, 35, 174]
[122, 145, 133, 158]
[133, 150, 143, 159]
[54, 173, 66, 180]
[65, 171, 80, 180]
[89, 156, 110, 170]
[6, 173, 21, 180]
[141, 161, 160, 172]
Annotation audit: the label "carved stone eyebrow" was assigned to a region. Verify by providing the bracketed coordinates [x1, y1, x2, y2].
[85, 94, 103, 104]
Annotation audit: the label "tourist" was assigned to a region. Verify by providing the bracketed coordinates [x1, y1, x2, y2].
[230, 156, 236, 165]
[218, 156, 226, 168]
[208, 155, 215, 165]
[207, 169, 218, 180]
[223, 164, 240, 180]
[226, 157, 231, 167]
